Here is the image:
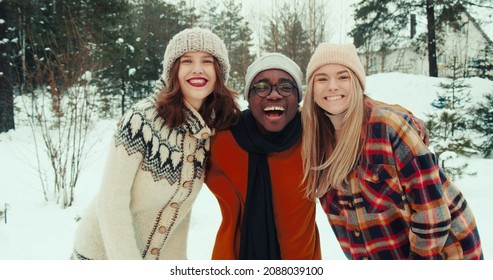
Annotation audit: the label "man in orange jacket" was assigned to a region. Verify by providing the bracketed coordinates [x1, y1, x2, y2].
[205, 53, 321, 260]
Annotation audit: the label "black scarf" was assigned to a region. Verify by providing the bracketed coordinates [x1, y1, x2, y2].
[231, 109, 302, 260]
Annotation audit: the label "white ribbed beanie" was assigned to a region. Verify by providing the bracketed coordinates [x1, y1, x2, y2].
[306, 43, 366, 92]
[161, 27, 230, 83]
[244, 53, 303, 101]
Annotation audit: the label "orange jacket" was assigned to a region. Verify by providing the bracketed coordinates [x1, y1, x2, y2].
[205, 129, 321, 259]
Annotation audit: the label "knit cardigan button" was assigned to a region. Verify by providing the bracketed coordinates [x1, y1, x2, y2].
[182, 181, 191, 188]
[150, 248, 159, 255]
[170, 202, 179, 208]
[201, 132, 209, 139]
[186, 155, 194, 162]
[158, 226, 167, 233]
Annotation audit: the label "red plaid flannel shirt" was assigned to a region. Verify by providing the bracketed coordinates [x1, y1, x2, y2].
[320, 104, 483, 260]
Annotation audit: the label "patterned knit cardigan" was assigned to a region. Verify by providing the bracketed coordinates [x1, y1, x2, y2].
[73, 95, 212, 260]
[321, 104, 483, 260]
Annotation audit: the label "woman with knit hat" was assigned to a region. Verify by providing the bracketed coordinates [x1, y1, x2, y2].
[300, 43, 483, 259]
[71, 27, 240, 260]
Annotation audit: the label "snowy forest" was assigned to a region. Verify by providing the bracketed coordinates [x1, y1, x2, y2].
[1, 0, 493, 209]
[1, 0, 493, 265]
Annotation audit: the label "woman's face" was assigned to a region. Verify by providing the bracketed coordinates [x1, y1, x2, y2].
[312, 64, 352, 116]
[178, 51, 217, 110]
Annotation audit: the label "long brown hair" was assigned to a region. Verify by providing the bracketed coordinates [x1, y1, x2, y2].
[301, 68, 366, 199]
[155, 58, 241, 130]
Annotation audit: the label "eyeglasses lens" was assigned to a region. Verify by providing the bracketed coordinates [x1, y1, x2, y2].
[251, 82, 296, 97]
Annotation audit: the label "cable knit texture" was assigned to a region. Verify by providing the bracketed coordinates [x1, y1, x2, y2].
[161, 27, 230, 83]
[73, 95, 212, 260]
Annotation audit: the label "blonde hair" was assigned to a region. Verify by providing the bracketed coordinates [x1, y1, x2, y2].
[301, 68, 366, 199]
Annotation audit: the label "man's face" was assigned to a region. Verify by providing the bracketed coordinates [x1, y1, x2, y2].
[248, 69, 299, 134]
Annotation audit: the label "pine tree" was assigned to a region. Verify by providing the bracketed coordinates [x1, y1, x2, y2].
[201, 0, 254, 91]
[96, 3, 135, 115]
[350, 0, 409, 74]
[232, 24, 254, 92]
[469, 44, 493, 81]
[200, 0, 221, 30]
[8, 0, 50, 92]
[426, 56, 478, 179]
[262, 2, 311, 72]
[95, 0, 198, 116]
[470, 93, 493, 158]
[133, 0, 195, 85]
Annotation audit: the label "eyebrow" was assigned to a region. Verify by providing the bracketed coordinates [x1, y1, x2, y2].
[279, 77, 295, 83]
[254, 77, 295, 83]
[314, 70, 349, 77]
[181, 54, 214, 59]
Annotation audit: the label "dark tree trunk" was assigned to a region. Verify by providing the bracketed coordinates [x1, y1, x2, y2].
[0, 1, 15, 133]
[426, 0, 439, 77]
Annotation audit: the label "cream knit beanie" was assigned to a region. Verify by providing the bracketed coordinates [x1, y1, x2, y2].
[306, 43, 366, 92]
[161, 27, 230, 83]
[244, 53, 303, 101]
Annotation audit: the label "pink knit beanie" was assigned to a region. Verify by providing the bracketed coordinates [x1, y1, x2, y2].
[306, 43, 366, 92]
[161, 27, 230, 83]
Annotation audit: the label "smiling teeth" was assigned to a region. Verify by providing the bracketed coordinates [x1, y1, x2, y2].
[264, 106, 285, 111]
[189, 78, 206, 83]
[325, 95, 342, 101]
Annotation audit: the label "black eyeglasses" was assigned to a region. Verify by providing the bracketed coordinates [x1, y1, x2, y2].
[249, 81, 298, 98]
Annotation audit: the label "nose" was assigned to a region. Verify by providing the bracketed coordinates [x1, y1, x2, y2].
[192, 62, 203, 74]
[328, 78, 338, 91]
[266, 86, 283, 100]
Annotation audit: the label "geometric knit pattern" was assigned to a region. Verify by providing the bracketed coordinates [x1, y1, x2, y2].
[72, 94, 211, 260]
[114, 95, 209, 185]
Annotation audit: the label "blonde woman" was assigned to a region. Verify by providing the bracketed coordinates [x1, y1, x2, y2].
[301, 43, 483, 260]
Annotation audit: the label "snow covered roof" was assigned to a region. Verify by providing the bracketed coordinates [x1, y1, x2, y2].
[466, 4, 493, 44]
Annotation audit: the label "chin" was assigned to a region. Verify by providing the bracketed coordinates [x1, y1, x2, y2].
[266, 124, 286, 133]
